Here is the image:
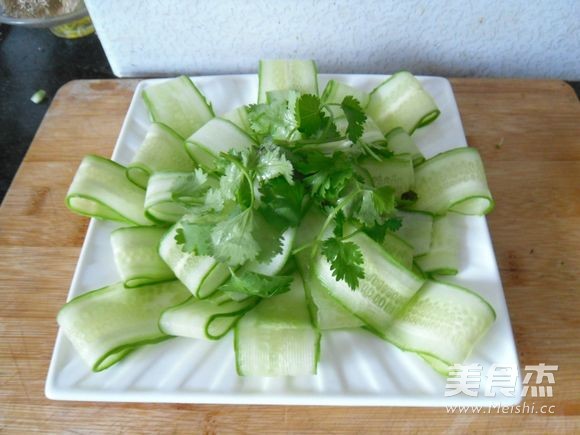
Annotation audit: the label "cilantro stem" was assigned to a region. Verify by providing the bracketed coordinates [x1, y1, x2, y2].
[293, 227, 361, 257]
[310, 190, 360, 259]
[360, 141, 382, 161]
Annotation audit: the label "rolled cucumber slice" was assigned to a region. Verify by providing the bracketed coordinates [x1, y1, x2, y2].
[367, 71, 440, 134]
[359, 157, 414, 197]
[57, 280, 190, 372]
[297, 252, 364, 330]
[386, 280, 496, 375]
[222, 105, 253, 136]
[258, 59, 318, 103]
[158, 221, 230, 299]
[142, 76, 214, 138]
[381, 231, 414, 270]
[394, 210, 433, 257]
[185, 118, 256, 171]
[415, 213, 462, 275]
[235, 273, 320, 376]
[385, 127, 425, 165]
[144, 171, 215, 224]
[408, 147, 494, 216]
[315, 232, 425, 336]
[126, 123, 195, 189]
[66, 155, 152, 226]
[243, 227, 296, 276]
[111, 226, 175, 288]
[294, 207, 363, 330]
[320, 79, 370, 116]
[160, 294, 259, 340]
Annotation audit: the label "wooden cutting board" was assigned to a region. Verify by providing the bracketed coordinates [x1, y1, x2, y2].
[1, 79, 579, 432]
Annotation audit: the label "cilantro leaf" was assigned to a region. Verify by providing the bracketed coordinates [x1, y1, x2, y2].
[259, 177, 304, 228]
[295, 94, 323, 136]
[174, 222, 213, 256]
[211, 209, 259, 266]
[347, 186, 396, 227]
[170, 169, 210, 204]
[293, 151, 353, 203]
[256, 141, 294, 185]
[341, 96, 367, 142]
[332, 210, 345, 238]
[247, 95, 298, 141]
[322, 237, 365, 289]
[219, 271, 293, 298]
[364, 217, 403, 243]
[252, 210, 284, 261]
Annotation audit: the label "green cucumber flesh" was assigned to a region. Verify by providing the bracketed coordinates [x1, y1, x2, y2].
[235, 273, 320, 376]
[185, 118, 256, 171]
[415, 213, 463, 275]
[386, 280, 496, 375]
[393, 210, 433, 257]
[66, 155, 152, 226]
[126, 122, 195, 189]
[359, 157, 414, 197]
[222, 105, 253, 136]
[111, 226, 175, 288]
[381, 231, 414, 270]
[142, 76, 214, 138]
[258, 59, 318, 103]
[315, 232, 425, 336]
[57, 280, 190, 372]
[408, 147, 494, 216]
[367, 71, 440, 134]
[384, 127, 425, 165]
[160, 294, 260, 340]
[158, 222, 229, 298]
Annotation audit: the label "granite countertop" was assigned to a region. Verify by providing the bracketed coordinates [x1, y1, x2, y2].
[0, 24, 578, 203]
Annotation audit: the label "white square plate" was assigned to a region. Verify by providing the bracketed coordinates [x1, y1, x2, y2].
[46, 74, 520, 406]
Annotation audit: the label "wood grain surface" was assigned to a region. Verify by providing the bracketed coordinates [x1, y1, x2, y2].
[1, 79, 579, 433]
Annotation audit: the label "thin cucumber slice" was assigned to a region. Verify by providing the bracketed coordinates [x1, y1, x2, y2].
[110, 226, 175, 288]
[142, 76, 214, 138]
[315, 232, 425, 336]
[126, 123, 195, 189]
[386, 280, 496, 375]
[235, 273, 320, 376]
[297, 253, 364, 330]
[381, 231, 414, 270]
[160, 294, 260, 340]
[144, 170, 215, 224]
[359, 157, 414, 197]
[144, 173, 191, 224]
[185, 118, 256, 171]
[367, 71, 440, 134]
[66, 155, 152, 226]
[295, 207, 362, 329]
[243, 227, 296, 276]
[158, 221, 229, 299]
[222, 105, 253, 136]
[385, 127, 425, 165]
[394, 210, 433, 256]
[415, 214, 463, 275]
[320, 79, 370, 116]
[258, 59, 318, 103]
[408, 147, 494, 216]
[57, 280, 190, 372]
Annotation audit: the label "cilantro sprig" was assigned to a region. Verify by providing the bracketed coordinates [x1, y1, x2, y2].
[173, 90, 403, 292]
